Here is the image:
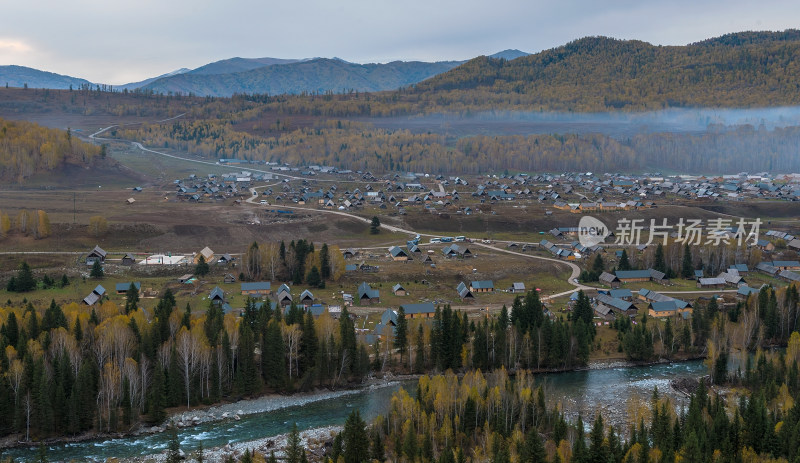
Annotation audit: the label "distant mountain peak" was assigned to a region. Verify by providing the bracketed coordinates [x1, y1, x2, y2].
[488, 49, 530, 60]
[165, 68, 191, 76]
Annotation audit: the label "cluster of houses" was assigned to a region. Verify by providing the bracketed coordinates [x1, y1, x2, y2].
[586, 286, 693, 321]
[587, 257, 800, 322]
[206, 281, 322, 315]
[173, 172, 275, 202]
[485, 171, 800, 204]
[368, 303, 437, 342]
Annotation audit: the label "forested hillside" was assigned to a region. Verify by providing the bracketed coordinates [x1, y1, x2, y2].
[409, 30, 800, 112]
[141, 58, 462, 97]
[0, 117, 102, 182]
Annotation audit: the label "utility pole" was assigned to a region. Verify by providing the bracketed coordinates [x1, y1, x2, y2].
[73, 192, 76, 224]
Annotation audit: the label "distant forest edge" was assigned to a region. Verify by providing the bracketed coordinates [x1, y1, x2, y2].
[0, 117, 103, 182]
[115, 120, 800, 174]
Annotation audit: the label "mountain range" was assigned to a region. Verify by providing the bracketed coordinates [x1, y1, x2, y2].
[0, 49, 529, 96]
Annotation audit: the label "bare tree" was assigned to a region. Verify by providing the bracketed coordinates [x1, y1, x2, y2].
[138, 355, 151, 412]
[283, 324, 301, 380]
[176, 327, 202, 408]
[123, 357, 140, 414]
[8, 359, 24, 407]
[263, 242, 280, 281]
[99, 362, 121, 432]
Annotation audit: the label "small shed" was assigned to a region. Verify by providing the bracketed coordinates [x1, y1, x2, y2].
[392, 283, 407, 296]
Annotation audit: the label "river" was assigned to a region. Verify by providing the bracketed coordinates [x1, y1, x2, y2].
[4, 360, 706, 462]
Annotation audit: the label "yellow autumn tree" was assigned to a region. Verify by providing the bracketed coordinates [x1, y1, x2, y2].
[88, 215, 108, 237]
[34, 210, 50, 239]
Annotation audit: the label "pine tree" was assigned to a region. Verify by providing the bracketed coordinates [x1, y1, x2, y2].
[166, 428, 181, 463]
[654, 243, 667, 274]
[572, 415, 589, 463]
[371, 428, 385, 461]
[90, 259, 104, 278]
[195, 255, 209, 276]
[414, 325, 425, 373]
[124, 283, 140, 314]
[299, 311, 318, 377]
[11, 261, 36, 292]
[237, 323, 260, 395]
[148, 365, 167, 424]
[370, 216, 380, 234]
[262, 320, 286, 389]
[306, 266, 323, 288]
[618, 249, 631, 271]
[521, 428, 546, 463]
[320, 243, 331, 280]
[592, 253, 604, 275]
[681, 243, 694, 279]
[573, 290, 593, 327]
[182, 303, 192, 330]
[394, 307, 408, 364]
[343, 410, 369, 463]
[589, 414, 609, 463]
[286, 423, 302, 463]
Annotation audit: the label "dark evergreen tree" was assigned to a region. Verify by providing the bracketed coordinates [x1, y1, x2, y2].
[236, 322, 259, 395]
[342, 410, 370, 463]
[681, 243, 694, 279]
[306, 266, 323, 288]
[124, 283, 140, 314]
[299, 311, 318, 379]
[10, 261, 36, 292]
[90, 260, 104, 279]
[166, 428, 181, 463]
[147, 364, 167, 424]
[286, 423, 302, 463]
[195, 255, 209, 276]
[319, 243, 331, 280]
[394, 307, 408, 364]
[618, 249, 631, 271]
[262, 320, 286, 389]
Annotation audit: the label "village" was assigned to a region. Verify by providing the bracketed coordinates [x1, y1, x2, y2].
[58, 206, 800, 348]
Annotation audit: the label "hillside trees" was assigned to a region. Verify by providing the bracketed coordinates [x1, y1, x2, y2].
[243, 239, 343, 285]
[0, 117, 102, 183]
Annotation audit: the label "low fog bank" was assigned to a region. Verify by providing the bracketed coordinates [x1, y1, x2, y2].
[366, 106, 800, 138]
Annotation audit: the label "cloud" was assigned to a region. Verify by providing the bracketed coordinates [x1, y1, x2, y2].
[0, 38, 32, 54]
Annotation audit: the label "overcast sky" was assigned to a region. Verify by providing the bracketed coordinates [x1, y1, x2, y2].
[2, 0, 799, 85]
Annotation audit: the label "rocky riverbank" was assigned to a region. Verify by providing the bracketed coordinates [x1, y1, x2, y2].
[123, 425, 342, 463]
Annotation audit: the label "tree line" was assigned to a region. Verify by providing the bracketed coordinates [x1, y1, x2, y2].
[0, 282, 370, 441]
[0, 117, 101, 183]
[114, 117, 800, 175]
[241, 240, 346, 286]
